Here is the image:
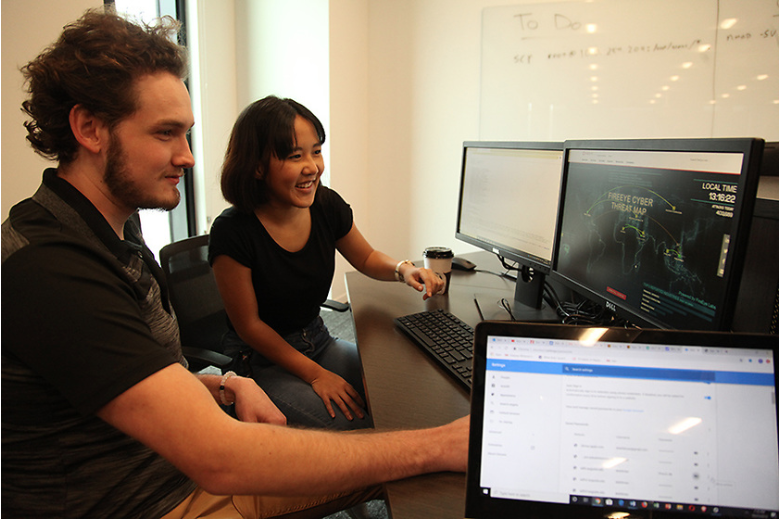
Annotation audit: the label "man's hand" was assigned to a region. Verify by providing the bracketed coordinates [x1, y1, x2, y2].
[224, 374, 287, 425]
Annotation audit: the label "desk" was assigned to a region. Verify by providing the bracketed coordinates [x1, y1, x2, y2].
[344, 251, 516, 518]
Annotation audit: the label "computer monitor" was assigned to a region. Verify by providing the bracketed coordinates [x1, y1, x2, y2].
[551, 138, 765, 331]
[455, 141, 564, 321]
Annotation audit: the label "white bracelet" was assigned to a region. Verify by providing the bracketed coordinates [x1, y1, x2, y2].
[395, 260, 414, 282]
[219, 371, 237, 406]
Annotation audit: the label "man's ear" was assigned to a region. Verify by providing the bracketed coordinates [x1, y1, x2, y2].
[254, 166, 264, 180]
[69, 104, 109, 154]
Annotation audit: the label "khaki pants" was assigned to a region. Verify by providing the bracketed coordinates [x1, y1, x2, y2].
[163, 485, 383, 518]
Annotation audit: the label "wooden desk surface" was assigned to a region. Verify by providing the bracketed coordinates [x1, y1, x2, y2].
[344, 252, 516, 518]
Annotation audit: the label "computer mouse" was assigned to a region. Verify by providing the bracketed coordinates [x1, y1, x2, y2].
[451, 257, 476, 271]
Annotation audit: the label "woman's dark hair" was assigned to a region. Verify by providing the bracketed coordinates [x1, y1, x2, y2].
[20, 8, 188, 165]
[220, 96, 326, 213]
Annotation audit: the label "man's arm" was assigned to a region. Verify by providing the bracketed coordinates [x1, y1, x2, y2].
[98, 363, 468, 497]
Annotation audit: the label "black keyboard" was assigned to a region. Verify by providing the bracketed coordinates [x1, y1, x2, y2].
[393, 309, 474, 392]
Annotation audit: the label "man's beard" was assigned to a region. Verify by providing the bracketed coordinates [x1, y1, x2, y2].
[104, 133, 181, 211]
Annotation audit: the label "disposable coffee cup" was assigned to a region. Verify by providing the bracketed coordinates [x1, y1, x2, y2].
[423, 247, 454, 295]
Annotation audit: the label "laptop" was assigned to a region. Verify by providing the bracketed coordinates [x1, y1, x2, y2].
[465, 322, 779, 518]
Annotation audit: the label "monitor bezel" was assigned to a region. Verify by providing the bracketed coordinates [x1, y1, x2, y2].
[549, 138, 765, 331]
[455, 140, 565, 275]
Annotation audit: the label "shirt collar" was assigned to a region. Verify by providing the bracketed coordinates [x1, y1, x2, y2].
[42, 168, 142, 263]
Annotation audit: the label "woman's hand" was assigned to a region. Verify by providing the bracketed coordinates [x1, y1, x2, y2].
[309, 368, 366, 421]
[336, 225, 444, 300]
[401, 266, 445, 300]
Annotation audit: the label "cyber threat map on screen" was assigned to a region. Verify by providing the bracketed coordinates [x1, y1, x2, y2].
[557, 162, 740, 329]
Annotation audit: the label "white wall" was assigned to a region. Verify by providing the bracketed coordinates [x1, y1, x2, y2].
[328, 0, 371, 298]
[366, 0, 503, 262]
[326, 0, 510, 298]
[192, 0, 331, 230]
[235, 0, 330, 118]
[186, 0, 239, 236]
[1, 0, 101, 218]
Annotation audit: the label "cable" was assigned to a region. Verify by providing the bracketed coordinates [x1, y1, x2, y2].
[494, 253, 520, 273]
[488, 254, 639, 327]
[498, 298, 516, 320]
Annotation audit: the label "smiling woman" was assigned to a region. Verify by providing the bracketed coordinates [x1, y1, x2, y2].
[207, 97, 372, 431]
[207, 96, 444, 431]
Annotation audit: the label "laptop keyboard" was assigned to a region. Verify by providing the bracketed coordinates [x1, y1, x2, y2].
[393, 309, 474, 392]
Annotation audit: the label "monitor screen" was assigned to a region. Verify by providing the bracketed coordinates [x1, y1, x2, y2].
[455, 142, 564, 318]
[456, 141, 564, 272]
[551, 138, 765, 331]
[466, 321, 779, 519]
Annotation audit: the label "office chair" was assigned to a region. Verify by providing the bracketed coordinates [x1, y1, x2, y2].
[159, 235, 232, 372]
[159, 235, 351, 372]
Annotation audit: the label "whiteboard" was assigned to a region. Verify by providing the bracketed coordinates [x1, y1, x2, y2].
[479, 0, 779, 141]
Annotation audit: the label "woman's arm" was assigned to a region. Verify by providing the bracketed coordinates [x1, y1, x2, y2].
[211, 254, 364, 420]
[211, 254, 319, 380]
[336, 223, 444, 299]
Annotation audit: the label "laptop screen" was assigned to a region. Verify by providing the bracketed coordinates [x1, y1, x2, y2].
[465, 322, 779, 519]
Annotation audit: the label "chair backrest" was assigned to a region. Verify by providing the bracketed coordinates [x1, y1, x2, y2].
[159, 235, 227, 353]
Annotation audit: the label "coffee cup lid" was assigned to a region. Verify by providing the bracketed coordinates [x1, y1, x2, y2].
[423, 247, 454, 259]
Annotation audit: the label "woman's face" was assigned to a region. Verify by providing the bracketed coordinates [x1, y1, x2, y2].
[261, 115, 325, 210]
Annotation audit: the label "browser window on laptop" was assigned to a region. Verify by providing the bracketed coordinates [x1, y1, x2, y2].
[466, 323, 779, 519]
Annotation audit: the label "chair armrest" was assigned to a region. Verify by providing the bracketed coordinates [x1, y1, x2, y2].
[182, 346, 232, 371]
[321, 299, 350, 312]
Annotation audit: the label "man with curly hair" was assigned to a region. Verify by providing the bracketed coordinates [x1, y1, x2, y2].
[1, 8, 468, 518]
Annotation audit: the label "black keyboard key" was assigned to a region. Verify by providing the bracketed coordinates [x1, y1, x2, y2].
[409, 326, 435, 347]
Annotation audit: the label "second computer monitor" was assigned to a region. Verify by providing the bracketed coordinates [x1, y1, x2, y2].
[456, 141, 564, 319]
[551, 138, 765, 331]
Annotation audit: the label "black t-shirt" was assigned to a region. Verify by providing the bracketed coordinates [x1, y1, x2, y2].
[208, 184, 353, 335]
[1, 170, 195, 518]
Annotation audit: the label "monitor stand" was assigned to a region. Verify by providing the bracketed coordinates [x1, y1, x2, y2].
[473, 268, 560, 322]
